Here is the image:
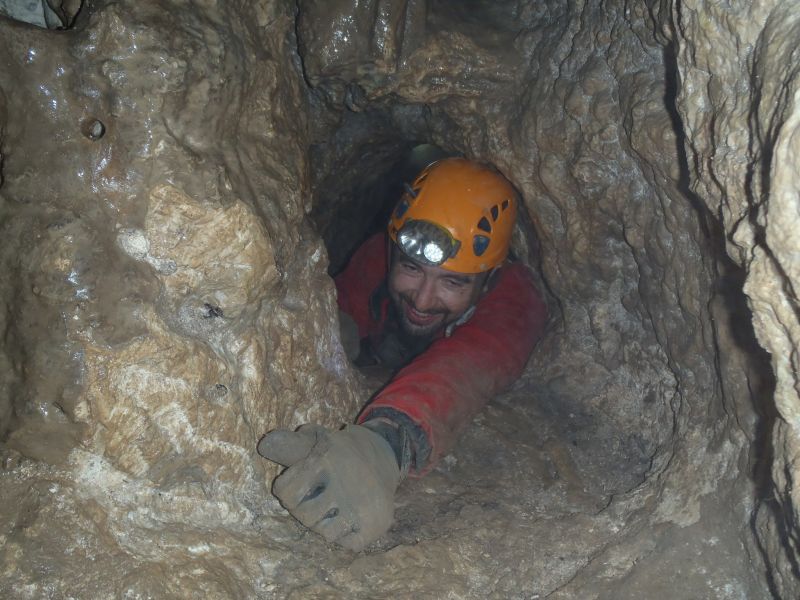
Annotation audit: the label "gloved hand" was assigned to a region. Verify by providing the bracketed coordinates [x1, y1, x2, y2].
[257, 424, 400, 551]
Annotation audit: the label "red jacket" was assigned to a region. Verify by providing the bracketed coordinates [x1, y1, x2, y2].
[335, 233, 547, 475]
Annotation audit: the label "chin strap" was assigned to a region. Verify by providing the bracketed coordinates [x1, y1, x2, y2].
[444, 264, 500, 337]
[444, 305, 476, 337]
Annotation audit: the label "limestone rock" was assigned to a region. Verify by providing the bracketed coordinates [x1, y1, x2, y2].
[671, 2, 800, 596]
[0, 1, 361, 596]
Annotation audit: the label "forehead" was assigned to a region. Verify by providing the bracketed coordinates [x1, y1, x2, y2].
[393, 249, 478, 283]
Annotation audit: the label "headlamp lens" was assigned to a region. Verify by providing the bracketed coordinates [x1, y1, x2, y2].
[423, 242, 444, 264]
[396, 220, 460, 266]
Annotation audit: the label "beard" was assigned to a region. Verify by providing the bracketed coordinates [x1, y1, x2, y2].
[392, 293, 449, 338]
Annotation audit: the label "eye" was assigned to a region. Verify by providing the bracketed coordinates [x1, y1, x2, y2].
[443, 277, 467, 290]
[400, 260, 420, 273]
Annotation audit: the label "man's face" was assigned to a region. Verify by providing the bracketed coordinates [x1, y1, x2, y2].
[387, 248, 487, 338]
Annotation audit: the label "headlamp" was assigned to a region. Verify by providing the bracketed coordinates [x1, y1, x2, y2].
[396, 220, 460, 267]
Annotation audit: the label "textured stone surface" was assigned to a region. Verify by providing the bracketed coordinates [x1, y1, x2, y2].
[669, 1, 800, 595]
[0, 2, 362, 596]
[0, 0, 795, 597]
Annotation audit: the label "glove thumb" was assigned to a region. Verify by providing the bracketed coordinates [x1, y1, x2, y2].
[257, 424, 326, 467]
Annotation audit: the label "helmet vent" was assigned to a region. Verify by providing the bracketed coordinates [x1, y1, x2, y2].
[478, 217, 492, 233]
[491, 205, 499, 221]
[394, 198, 410, 220]
[502, 199, 510, 211]
[473, 235, 490, 256]
[403, 182, 418, 198]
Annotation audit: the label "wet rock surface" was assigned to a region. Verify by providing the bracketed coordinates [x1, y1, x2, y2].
[0, 0, 796, 598]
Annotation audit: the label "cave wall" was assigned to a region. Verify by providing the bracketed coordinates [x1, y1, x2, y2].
[668, 1, 800, 594]
[0, 2, 362, 596]
[0, 0, 795, 597]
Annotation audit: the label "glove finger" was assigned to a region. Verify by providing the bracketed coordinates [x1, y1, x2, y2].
[314, 507, 355, 545]
[336, 525, 378, 553]
[335, 503, 393, 552]
[273, 456, 329, 510]
[257, 427, 321, 467]
[292, 493, 341, 533]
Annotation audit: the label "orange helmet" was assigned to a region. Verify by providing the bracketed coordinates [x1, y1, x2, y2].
[388, 158, 518, 273]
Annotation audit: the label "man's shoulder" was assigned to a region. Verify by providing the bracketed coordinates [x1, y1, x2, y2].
[335, 232, 389, 299]
[479, 261, 546, 317]
[351, 232, 388, 268]
[363, 231, 388, 250]
[495, 261, 538, 291]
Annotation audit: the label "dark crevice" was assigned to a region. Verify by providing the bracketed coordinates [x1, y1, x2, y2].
[662, 45, 716, 245]
[292, 0, 313, 90]
[308, 125, 430, 274]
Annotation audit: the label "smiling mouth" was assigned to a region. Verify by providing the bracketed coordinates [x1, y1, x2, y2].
[403, 300, 444, 327]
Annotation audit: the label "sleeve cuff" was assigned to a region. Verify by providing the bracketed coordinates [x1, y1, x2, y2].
[361, 408, 432, 477]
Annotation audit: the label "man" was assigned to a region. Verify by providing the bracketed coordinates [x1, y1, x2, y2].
[257, 158, 547, 551]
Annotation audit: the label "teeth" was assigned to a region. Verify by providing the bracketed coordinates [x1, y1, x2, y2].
[409, 307, 435, 321]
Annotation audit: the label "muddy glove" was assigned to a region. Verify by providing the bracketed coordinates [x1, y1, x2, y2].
[257, 424, 400, 551]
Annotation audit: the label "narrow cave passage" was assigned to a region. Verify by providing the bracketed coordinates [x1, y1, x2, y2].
[305, 124, 633, 565]
[305, 103, 666, 491]
[300, 122, 778, 594]
[293, 0, 783, 583]
[303, 110, 666, 549]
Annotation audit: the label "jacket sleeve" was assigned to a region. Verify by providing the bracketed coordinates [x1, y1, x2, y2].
[358, 264, 548, 475]
[334, 233, 388, 338]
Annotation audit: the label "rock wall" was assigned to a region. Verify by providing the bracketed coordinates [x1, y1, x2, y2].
[669, 1, 800, 595]
[0, 2, 362, 596]
[0, 0, 796, 597]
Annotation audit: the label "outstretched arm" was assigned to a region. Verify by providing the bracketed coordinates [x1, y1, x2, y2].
[359, 263, 548, 474]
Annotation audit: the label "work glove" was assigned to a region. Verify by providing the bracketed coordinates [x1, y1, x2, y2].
[257, 424, 400, 551]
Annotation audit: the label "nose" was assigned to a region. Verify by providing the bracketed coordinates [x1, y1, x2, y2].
[412, 276, 437, 312]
